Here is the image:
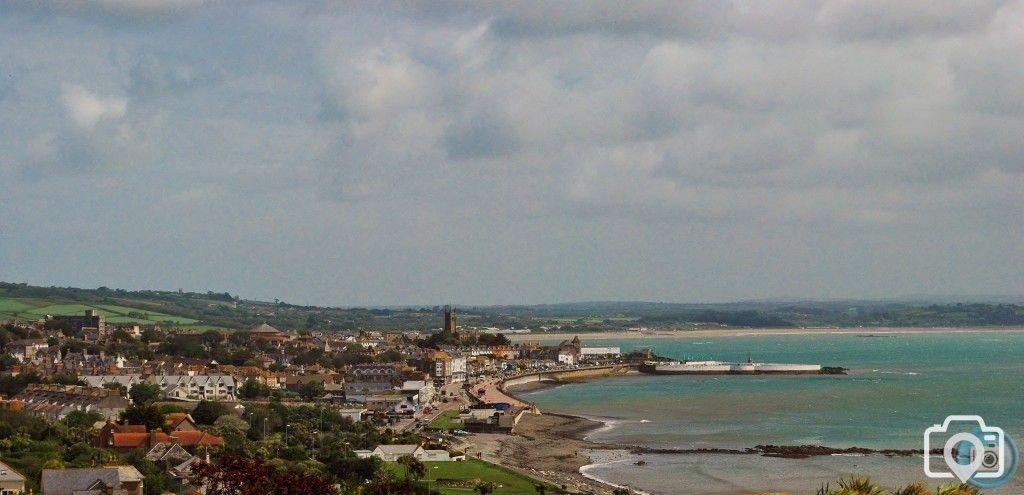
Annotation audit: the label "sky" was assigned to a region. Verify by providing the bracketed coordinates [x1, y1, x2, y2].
[0, 1, 1022, 306]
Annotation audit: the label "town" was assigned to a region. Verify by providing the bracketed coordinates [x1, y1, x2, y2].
[0, 306, 634, 494]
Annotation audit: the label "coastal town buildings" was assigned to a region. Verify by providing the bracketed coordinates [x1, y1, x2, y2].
[80, 374, 238, 402]
[51, 309, 105, 336]
[418, 349, 467, 386]
[4, 384, 130, 420]
[41, 466, 144, 495]
[97, 414, 225, 453]
[6, 338, 48, 363]
[364, 445, 455, 462]
[0, 461, 25, 495]
[244, 323, 293, 347]
[343, 363, 402, 402]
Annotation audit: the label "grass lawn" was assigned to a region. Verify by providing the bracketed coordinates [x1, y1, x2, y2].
[388, 459, 553, 495]
[427, 410, 465, 431]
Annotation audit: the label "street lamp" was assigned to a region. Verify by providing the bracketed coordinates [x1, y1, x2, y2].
[263, 417, 268, 440]
[285, 424, 291, 446]
[428, 465, 439, 492]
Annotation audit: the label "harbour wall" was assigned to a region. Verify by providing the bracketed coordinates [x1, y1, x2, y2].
[502, 364, 636, 389]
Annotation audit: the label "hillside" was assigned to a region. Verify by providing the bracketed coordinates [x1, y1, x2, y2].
[2, 282, 1024, 332]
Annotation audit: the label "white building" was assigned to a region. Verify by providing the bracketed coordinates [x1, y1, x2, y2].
[557, 350, 577, 365]
[399, 380, 435, 405]
[580, 346, 621, 361]
[81, 374, 237, 402]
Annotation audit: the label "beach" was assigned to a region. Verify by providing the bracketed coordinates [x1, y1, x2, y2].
[470, 412, 625, 495]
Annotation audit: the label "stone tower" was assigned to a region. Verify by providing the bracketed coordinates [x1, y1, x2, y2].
[443, 305, 457, 335]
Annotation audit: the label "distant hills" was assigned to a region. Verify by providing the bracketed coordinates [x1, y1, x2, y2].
[2, 281, 1023, 331]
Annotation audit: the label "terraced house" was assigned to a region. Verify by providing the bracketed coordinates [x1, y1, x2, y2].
[81, 374, 237, 402]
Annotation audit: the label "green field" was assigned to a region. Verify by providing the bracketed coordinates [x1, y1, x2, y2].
[0, 296, 202, 327]
[427, 410, 465, 431]
[387, 459, 553, 495]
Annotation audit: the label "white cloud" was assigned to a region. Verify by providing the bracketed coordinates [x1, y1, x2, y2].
[60, 84, 127, 131]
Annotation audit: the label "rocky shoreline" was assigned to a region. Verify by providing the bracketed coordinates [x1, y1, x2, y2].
[471, 409, 942, 494]
[469, 412, 625, 495]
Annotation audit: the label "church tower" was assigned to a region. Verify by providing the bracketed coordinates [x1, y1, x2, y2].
[443, 305, 457, 336]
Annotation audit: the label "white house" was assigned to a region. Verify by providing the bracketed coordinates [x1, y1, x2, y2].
[557, 350, 577, 365]
[367, 445, 455, 462]
[580, 346, 621, 361]
[399, 380, 435, 405]
[370, 445, 423, 462]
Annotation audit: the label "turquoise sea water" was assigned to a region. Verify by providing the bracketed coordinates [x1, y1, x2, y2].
[518, 331, 1024, 494]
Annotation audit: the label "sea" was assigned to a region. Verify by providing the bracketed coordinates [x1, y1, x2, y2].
[517, 331, 1024, 494]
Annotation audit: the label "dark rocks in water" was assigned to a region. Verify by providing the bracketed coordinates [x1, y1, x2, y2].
[628, 447, 747, 455]
[634, 460, 647, 466]
[751, 445, 926, 459]
[626, 444, 931, 459]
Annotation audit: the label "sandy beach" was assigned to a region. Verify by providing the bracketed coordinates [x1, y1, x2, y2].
[508, 326, 1024, 342]
[469, 412, 624, 495]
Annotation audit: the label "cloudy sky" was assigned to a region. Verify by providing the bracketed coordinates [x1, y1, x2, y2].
[1, 1, 1022, 306]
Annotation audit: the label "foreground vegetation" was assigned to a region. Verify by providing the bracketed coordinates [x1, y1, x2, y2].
[818, 476, 981, 495]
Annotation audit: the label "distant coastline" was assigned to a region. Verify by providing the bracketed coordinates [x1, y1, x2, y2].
[508, 325, 1024, 342]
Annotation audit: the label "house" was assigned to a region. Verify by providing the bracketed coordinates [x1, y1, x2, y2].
[41, 466, 144, 495]
[97, 420, 224, 453]
[399, 380, 435, 405]
[150, 375, 237, 402]
[365, 394, 417, 416]
[417, 350, 467, 386]
[0, 460, 25, 494]
[419, 450, 454, 462]
[163, 412, 199, 432]
[13, 384, 130, 420]
[281, 373, 344, 394]
[369, 444, 423, 462]
[344, 364, 401, 402]
[366, 445, 455, 462]
[5, 339, 48, 363]
[245, 323, 293, 347]
[145, 442, 194, 465]
[337, 408, 367, 422]
[81, 375, 238, 402]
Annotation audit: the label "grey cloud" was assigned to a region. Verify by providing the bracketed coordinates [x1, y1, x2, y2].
[2, 1, 1023, 305]
[442, 110, 519, 160]
[815, 0, 1012, 40]
[128, 52, 223, 97]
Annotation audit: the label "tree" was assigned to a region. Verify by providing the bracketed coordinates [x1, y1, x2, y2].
[298, 381, 325, 402]
[475, 481, 497, 495]
[121, 405, 165, 432]
[535, 484, 548, 495]
[129, 383, 164, 406]
[213, 415, 249, 449]
[190, 455, 335, 495]
[191, 400, 231, 425]
[397, 454, 425, 482]
[0, 354, 19, 372]
[201, 329, 224, 347]
[240, 379, 270, 399]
